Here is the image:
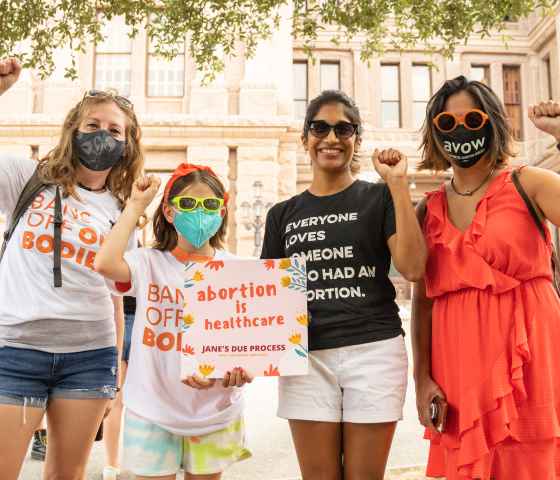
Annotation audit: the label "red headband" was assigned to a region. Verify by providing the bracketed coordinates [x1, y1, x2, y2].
[163, 163, 229, 205]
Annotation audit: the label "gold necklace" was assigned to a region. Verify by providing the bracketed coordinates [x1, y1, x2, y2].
[451, 166, 496, 197]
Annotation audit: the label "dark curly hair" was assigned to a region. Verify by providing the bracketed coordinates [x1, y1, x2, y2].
[419, 75, 515, 171]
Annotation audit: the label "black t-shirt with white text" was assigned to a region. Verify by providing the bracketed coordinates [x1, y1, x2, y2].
[261, 180, 401, 350]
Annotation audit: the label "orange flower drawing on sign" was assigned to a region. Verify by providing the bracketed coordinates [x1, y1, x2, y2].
[183, 345, 195, 355]
[199, 364, 215, 377]
[183, 314, 194, 326]
[193, 271, 204, 282]
[281, 276, 291, 287]
[205, 260, 225, 271]
[296, 314, 309, 327]
[264, 364, 280, 376]
[289, 333, 302, 345]
[289, 332, 308, 358]
[264, 259, 275, 270]
[279, 258, 292, 269]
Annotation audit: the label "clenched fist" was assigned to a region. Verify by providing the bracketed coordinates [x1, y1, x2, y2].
[0, 58, 22, 96]
[372, 148, 408, 184]
[129, 175, 162, 212]
[529, 100, 560, 141]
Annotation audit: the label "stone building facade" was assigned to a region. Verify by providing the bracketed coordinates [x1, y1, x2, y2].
[0, 6, 559, 275]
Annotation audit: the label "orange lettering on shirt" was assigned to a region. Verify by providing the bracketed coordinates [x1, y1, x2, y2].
[31, 192, 45, 210]
[148, 283, 160, 303]
[79, 227, 97, 245]
[143, 326, 155, 346]
[22, 231, 35, 249]
[145, 284, 184, 305]
[61, 241, 76, 259]
[160, 286, 175, 304]
[84, 251, 96, 270]
[36, 234, 54, 254]
[44, 214, 72, 233]
[156, 332, 175, 351]
[75, 246, 86, 265]
[27, 211, 45, 228]
[146, 306, 162, 326]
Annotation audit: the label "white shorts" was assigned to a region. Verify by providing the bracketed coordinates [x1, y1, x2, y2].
[278, 335, 408, 423]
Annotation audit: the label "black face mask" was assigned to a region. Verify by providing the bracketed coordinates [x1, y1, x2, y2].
[73, 130, 125, 171]
[436, 124, 492, 168]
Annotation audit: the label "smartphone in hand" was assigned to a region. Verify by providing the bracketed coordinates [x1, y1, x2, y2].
[430, 396, 448, 433]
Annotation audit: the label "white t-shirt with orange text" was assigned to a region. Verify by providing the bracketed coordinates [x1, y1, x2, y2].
[0, 155, 125, 329]
[118, 247, 244, 436]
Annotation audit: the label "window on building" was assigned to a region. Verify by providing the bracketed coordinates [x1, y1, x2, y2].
[503, 66, 523, 140]
[412, 65, 431, 129]
[320, 61, 340, 91]
[471, 65, 490, 85]
[381, 65, 400, 128]
[293, 61, 308, 118]
[94, 17, 132, 97]
[544, 56, 553, 101]
[147, 38, 186, 97]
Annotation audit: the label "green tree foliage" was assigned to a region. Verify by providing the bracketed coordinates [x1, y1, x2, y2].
[0, 0, 556, 80]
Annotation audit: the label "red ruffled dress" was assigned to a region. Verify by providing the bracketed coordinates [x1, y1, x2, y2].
[423, 169, 560, 479]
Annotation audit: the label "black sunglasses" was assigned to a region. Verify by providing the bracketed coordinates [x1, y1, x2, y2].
[82, 89, 134, 110]
[308, 120, 359, 140]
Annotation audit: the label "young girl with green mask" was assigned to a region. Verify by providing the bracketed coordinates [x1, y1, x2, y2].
[94, 163, 252, 480]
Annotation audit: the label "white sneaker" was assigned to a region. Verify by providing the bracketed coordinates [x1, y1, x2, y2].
[103, 466, 120, 480]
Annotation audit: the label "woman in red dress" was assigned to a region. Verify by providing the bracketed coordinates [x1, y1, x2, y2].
[412, 75, 560, 479]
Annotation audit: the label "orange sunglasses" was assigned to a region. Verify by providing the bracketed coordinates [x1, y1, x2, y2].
[433, 109, 489, 133]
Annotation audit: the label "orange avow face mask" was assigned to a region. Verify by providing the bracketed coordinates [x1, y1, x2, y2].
[434, 111, 492, 168]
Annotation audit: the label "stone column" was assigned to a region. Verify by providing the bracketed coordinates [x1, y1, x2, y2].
[526, 56, 541, 158]
[130, 26, 147, 114]
[239, 4, 293, 116]
[235, 142, 280, 256]
[400, 54, 413, 129]
[490, 62, 504, 101]
[369, 58, 382, 128]
[187, 145, 229, 181]
[225, 42, 246, 115]
[431, 55, 447, 92]
[227, 147, 239, 254]
[445, 53, 463, 80]
[277, 141, 297, 201]
[353, 49, 372, 126]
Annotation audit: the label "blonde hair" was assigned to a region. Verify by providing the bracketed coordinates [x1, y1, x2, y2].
[38, 95, 144, 206]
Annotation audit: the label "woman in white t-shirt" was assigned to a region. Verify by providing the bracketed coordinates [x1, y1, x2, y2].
[94, 163, 252, 480]
[0, 58, 143, 479]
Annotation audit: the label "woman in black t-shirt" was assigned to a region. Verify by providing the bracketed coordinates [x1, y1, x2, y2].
[261, 90, 427, 479]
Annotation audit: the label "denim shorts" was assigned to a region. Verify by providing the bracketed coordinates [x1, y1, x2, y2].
[122, 312, 135, 363]
[0, 345, 118, 409]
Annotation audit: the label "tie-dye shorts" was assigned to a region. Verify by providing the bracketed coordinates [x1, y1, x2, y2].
[123, 409, 252, 476]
